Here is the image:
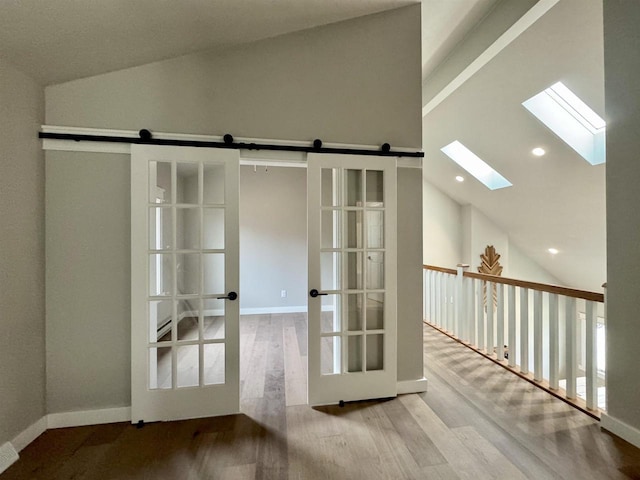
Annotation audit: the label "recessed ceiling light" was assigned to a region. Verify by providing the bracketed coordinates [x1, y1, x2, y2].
[548, 248, 559, 255]
[532, 147, 546, 156]
[455, 175, 464, 182]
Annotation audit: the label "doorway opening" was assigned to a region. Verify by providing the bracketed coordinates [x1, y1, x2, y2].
[238, 163, 308, 412]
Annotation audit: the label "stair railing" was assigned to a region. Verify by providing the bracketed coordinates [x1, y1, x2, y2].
[423, 264, 606, 417]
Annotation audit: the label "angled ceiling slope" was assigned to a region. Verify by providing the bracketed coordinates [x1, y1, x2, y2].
[422, 0, 605, 292]
[0, 0, 415, 85]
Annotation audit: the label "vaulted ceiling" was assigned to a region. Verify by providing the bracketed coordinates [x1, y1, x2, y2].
[0, 0, 605, 291]
[422, 0, 605, 291]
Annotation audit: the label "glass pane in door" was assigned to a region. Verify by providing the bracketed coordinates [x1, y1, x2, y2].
[177, 345, 199, 388]
[149, 207, 172, 250]
[204, 344, 225, 385]
[203, 164, 225, 205]
[321, 336, 341, 375]
[176, 163, 199, 204]
[366, 170, 384, 205]
[149, 161, 172, 204]
[176, 208, 200, 250]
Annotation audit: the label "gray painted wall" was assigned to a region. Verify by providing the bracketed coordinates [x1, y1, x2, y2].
[0, 60, 45, 444]
[46, 7, 422, 150]
[240, 165, 307, 309]
[45, 152, 131, 412]
[397, 168, 424, 382]
[603, 1, 640, 433]
[43, 6, 424, 413]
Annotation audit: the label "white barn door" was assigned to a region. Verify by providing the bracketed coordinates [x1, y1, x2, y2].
[307, 153, 397, 405]
[131, 145, 240, 422]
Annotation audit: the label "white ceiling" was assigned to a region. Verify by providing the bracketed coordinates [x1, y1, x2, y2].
[1, 0, 603, 290]
[421, 0, 498, 81]
[422, 0, 605, 291]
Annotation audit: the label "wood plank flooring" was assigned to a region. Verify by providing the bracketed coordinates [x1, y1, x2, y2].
[3, 315, 640, 479]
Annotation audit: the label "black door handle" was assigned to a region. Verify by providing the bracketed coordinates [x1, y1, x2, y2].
[309, 289, 328, 298]
[217, 291, 238, 301]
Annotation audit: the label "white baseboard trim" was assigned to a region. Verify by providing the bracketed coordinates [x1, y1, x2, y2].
[47, 406, 132, 429]
[397, 377, 428, 395]
[11, 416, 47, 452]
[240, 306, 308, 315]
[1, 416, 48, 474]
[601, 413, 640, 449]
[0, 442, 19, 475]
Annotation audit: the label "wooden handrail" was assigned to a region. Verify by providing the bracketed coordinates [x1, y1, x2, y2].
[423, 264, 457, 275]
[423, 265, 604, 303]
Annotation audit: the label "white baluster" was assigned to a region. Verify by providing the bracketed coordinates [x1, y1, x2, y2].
[487, 281, 494, 356]
[466, 274, 474, 344]
[565, 296, 577, 399]
[602, 283, 607, 411]
[497, 283, 504, 361]
[520, 288, 529, 375]
[435, 272, 441, 328]
[430, 270, 435, 324]
[585, 300, 598, 410]
[456, 265, 468, 339]
[448, 274, 455, 333]
[477, 279, 484, 351]
[533, 290, 543, 381]
[549, 293, 559, 389]
[423, 269, 427, 322]
[508, 285, 516, 368]
[443, 273, 449, 331]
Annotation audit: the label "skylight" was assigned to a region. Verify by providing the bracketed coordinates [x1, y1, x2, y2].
[440, 141, 512, 190]
[523, 82, 605, 165]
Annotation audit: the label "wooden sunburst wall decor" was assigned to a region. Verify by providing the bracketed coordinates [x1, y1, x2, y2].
[478, 245, 503, 307]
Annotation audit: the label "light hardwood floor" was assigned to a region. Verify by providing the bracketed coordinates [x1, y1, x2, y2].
[3, 315, 640, 479]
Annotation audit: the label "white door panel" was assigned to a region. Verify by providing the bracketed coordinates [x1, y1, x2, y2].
[131, 145, 240, 422]
[307, 153, 397, 406]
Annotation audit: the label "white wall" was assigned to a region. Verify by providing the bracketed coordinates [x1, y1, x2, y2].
[43, 5, 424, 413]
[603, 1, 640, 441]
[422, 177, 462, 267]
[240, 165, 307, 310]
[462, 205, 510, 275]
[509, 242, 561, 286]
[0, 60, 46, 445]
[423, 185, 561, 285]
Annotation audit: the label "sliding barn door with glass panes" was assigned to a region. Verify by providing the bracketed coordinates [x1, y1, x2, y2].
[131, 145, 240, 423]
[307, 153, 397, 406]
